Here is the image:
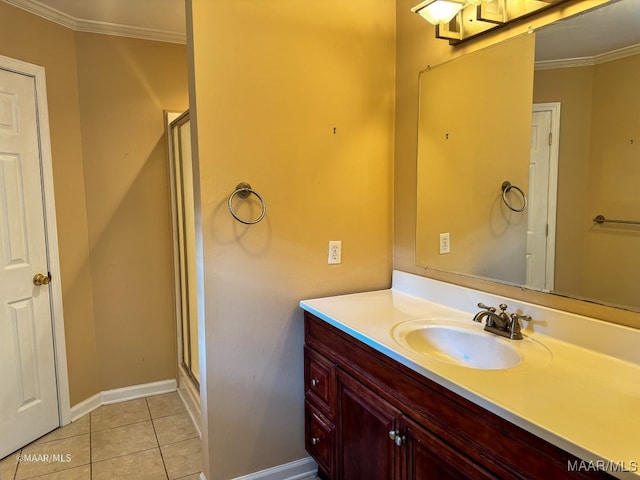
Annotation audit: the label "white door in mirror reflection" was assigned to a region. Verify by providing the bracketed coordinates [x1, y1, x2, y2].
[527, 103, 560, 291]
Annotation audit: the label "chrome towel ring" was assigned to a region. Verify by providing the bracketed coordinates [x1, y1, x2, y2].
[228, 182, 266, 225]
[501, 181, 527, 213]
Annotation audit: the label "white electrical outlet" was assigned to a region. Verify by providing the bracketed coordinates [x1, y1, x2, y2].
[328, 240, 342, 264]
[439, 233, 450, 254]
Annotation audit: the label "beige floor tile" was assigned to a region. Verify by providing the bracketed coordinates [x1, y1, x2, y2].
[15, 434, 90, 480]
[146, 392, 185, 419]
[92, 448, 168, 480]
[160, 438, 202, 480]
[91, 420, 158, 462]
[91, 398, 150, 432]
[152, 413, 198, 446]
[1, 450, 20, 480]
[4, 395, 199, 480]
[21, 464, 91, 480]
[34, 415, 90, 445]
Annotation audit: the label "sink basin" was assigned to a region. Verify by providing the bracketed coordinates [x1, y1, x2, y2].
[392, 319, 551, 370]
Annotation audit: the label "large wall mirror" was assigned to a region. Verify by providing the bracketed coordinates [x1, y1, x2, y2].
[416, 0, 640, 313]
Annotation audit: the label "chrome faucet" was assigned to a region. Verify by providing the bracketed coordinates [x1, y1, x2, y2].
[473, 303, 531, 340]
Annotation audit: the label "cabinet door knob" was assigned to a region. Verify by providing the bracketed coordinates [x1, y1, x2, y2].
[311, 437, 321, 445]
[388, 430, 405, 446]
[311, 379, 320, 387]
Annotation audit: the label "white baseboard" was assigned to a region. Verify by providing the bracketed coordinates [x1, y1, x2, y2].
[70, 379, 177, 421]
[231, 457, 317, 480]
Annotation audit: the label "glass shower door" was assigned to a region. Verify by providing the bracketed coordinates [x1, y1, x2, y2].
[169, 111, 200, 388]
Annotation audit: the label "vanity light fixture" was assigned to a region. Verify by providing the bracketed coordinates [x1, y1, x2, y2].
[412, 0, 571, 45]
[411, 0, 467, 25]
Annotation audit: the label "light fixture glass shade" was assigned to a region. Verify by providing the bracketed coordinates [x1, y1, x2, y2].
[412, 0, 465, 25]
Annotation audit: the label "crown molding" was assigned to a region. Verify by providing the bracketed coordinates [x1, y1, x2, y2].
[535, 57, 593, 71]
[535, 43, 640, 71]
[2, 0, 186, 44]
[3, 0, 76, 28]
[74, 19, 186, 44]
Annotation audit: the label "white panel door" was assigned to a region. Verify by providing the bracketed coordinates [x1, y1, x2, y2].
[0, 67, 59, 457]
[527, 105, 559, 292]
[527, 110, 551, 290]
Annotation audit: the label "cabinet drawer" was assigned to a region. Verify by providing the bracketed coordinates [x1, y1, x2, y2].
[304, 346, 334, 415]
[305, 400, 335, 477]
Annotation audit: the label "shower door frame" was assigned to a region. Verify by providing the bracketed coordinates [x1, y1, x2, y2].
[166, 110, 201, 402]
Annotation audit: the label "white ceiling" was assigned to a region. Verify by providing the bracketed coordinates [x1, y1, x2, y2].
[4, 0, 186, 43]
[535, 0, 640, 61]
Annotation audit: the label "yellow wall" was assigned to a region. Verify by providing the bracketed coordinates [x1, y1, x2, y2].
[0, 2, 100, 404]
[75, 32, 188, 392]
[188, 0, 395, 477]
[393, 0, 640, 327]
[584, 54, 640, 306]
[1, 3, 189, 404]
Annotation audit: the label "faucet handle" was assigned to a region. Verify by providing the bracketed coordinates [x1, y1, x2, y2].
[511, 313, 532, 323]
[477, 302, 496, 313]
[499, 303, 508, 312]
[509, 313, 532, 340]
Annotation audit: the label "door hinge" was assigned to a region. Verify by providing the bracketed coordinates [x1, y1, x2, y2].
[546, 224, 549, 237]
[548, 132, 552, 146]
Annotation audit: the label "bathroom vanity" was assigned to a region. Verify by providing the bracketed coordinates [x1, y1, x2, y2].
[300, 272, 640, 479]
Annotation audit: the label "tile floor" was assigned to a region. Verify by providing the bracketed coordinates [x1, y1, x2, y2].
[0, 392, 201, 480]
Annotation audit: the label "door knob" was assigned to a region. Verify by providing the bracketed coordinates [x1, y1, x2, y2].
[33, 273, 51, 286]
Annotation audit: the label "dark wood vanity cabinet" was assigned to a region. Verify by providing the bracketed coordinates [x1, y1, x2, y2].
[337, 370, 401, 479]
[404, 416, 501, 479]
[303, 311, 613, 480]
[335, 370, 491, 480]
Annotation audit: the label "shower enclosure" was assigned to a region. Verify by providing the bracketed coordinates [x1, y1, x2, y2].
[167, 110, 201, 427]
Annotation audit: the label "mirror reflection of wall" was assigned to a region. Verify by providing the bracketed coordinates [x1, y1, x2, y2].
[534, 1, 640, 310]
[416, 34, 535, 285]
[416, 0, 640, 313]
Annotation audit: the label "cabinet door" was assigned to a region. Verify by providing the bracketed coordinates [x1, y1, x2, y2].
[405, 418, 497, 480]
[337, 370, 402, 480]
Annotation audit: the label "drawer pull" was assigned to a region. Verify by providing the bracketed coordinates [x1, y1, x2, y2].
[311, 378, 320, 387]
[311, 437, 321, 445]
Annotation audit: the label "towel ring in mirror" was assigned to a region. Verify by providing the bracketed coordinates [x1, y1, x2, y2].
[501, 181, 527, 213]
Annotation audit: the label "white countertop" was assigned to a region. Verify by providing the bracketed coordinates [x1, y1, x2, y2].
[300, 271, 640, 479]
